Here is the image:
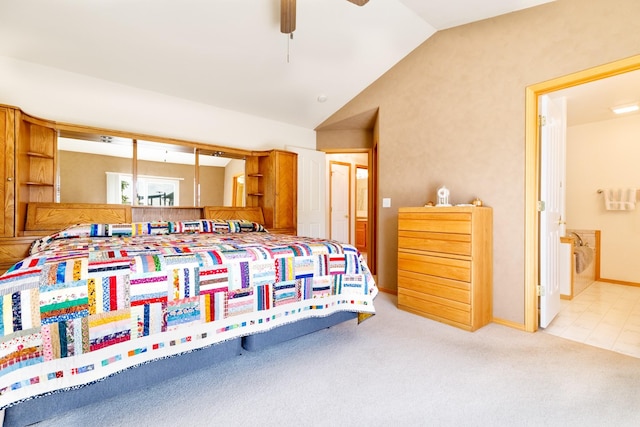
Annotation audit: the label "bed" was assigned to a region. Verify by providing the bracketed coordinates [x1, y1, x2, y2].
[0, 203, 377, 426]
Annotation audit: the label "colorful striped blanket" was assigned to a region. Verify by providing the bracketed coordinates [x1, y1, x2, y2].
[0, 220, 377, 409]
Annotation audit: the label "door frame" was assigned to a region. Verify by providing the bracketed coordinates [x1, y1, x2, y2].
[524, 54, 640, 332]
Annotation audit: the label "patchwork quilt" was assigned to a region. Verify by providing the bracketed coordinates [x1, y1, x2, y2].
[0, 219, 377, 409]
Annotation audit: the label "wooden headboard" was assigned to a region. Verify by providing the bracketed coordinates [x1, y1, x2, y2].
[25, 203, 132, 234]
[203, 206, 265, 224]
[24, 203, 265, 234]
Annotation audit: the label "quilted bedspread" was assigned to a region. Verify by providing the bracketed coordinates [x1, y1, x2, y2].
[0, 219, 377, 409]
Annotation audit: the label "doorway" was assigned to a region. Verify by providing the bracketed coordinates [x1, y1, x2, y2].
[524, 54, 640, 332]
[326, 151, 374, 271]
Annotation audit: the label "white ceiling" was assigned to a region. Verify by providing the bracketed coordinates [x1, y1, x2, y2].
[0, 0, 554, 130]
[551, 70, 640, 126]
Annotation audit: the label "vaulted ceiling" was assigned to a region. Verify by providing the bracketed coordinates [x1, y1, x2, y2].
[0, 0, 554, 129]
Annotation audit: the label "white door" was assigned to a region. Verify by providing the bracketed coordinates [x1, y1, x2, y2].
[330, 162, 350, 243]
[539, 94, 567, 328]
[286, 146, 326, 238]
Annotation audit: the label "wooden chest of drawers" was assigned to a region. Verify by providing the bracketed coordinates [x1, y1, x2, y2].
[397, 206, 493, 331]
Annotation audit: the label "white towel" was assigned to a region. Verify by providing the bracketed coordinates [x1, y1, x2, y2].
[604, 188, 637, 211]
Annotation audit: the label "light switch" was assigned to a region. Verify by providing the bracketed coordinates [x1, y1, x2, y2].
[382, 198, 391, 208]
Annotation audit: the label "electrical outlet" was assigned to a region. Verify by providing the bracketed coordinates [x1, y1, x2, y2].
[382, 198, 391, 208]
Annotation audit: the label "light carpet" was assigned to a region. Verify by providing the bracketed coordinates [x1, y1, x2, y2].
[36, 293, 640, 427]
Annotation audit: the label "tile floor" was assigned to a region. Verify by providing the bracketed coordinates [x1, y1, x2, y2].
[541, 281, 640, 358]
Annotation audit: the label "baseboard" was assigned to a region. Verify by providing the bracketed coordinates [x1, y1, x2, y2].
[377, 287, 397, 295]
[492, 317, 527, 331]
[598, 278, 640, 287]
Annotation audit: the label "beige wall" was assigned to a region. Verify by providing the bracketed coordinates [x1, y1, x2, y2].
[317, 0, 640, 324]
[566, 114, 640, 283]
[60, 152, 130, 204]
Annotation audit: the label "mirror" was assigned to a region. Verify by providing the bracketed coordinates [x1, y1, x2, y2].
[57, 131, 245, 207]
[137, 141, 195, 206]
[58, 133, 134, 204]
[198, 149, 245, 207]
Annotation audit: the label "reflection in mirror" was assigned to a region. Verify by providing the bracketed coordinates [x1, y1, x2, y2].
[58, 131, 246, 207]
[137, 141, 195, 206]
[58, 132, 133, 204]
[356, 165, 368, 218]
[232, 174, 245, 207]
[199, 150, 245, 207]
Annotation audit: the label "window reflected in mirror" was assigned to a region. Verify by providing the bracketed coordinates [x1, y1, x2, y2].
[137, 141, 194, 206]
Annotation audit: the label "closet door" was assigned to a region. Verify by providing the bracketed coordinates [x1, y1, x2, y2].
[272, 150, 297, 233]
[259, 150, 297, 235]
[15, 111, 57, 235]
[0, 107, 16, 237]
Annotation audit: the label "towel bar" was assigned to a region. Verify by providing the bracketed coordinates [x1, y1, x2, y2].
[596, 188, 639, 196]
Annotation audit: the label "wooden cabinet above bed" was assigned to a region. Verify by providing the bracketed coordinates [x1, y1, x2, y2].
[0, 107, 16, 238]
[246, 150, 297, 235]
[0, 103, 299, 271]
[0, 106, 57, 240]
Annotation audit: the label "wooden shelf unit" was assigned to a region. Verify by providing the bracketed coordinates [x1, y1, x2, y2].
[397, 206, 493, 331]
[245, 150, 297, 235]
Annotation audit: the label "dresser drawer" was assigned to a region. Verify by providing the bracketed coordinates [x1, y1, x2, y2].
[398, 269, 470, 304]
[398, 251, 471, 282]
[398, 230, 471, 256]
[398, 212, 471, 234]
[398, 289, 471, 326]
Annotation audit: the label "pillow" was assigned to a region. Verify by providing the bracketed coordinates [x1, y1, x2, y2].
[29, 219, 267, 255]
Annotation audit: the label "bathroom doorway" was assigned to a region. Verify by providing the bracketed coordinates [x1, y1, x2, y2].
[524, 54, 640, 332]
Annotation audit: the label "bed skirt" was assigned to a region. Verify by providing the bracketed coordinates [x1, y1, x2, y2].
[3, 338, 242, 427]
[241, 311, 358, 351]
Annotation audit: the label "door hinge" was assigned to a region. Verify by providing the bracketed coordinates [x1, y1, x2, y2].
[537, 285, 545, 296]
[539, 115, 546, 126]
[537, 200, 545, 211]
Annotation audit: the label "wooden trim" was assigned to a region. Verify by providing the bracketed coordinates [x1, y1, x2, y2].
[559, 236, 575, 299]
[377, 286, 396, 296]
[492, 317, 526, 331]
[202, 206, 265, 224]
[595, 230, 601, 280]
[24, 202, 267, 233]
[598, 278, 640, 287]
[25, 203, 132, 232]
[524, 54, 640, 333]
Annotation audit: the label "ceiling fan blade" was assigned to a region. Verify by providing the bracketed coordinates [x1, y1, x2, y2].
[347, 0, 369, 5]
[281, 0, 296, 34]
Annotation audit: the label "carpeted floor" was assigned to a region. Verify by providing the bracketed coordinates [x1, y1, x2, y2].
[36, 292, 640, 426]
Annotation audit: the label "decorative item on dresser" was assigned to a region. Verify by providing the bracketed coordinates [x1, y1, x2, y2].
[397, 206, 493, 331]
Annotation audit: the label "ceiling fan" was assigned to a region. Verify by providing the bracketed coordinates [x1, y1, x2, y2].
[280, 0, 370, 34]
